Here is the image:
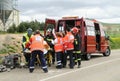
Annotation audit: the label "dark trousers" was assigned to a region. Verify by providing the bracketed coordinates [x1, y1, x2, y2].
[73, 51, 81, 66]
[24, 52, 31, 67]
[56, 52, 62, 66]
[61, 52, 65, 66]
[63, 50, 74, 68]
[29, 50, 47, 71]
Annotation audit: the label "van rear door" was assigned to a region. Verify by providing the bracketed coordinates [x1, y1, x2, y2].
[85, 20, 96, 53]
[44, 18, 56, 36]
[99, 24, 109, 52]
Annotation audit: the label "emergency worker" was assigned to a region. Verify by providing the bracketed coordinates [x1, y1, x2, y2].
[63, 27, 75, 69]
[53, 32, 63, 69]
[44, 28, 55, 64]
[26, 30, 48, 73]
[71, 27, 81, 68]
[22, 28, 33, 67]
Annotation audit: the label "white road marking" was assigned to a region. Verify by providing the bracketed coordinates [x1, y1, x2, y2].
[39, 58, 120, 81]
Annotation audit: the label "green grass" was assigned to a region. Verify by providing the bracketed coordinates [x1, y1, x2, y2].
[103, 23, 120, 49]
[108, 32, 120, 38]
[0, 57, 3, 64]
[17, 41, 20, 43]
[0, 49, 7, 54]
[110, 37, 120, 49]
[103, 23, 120, 36]
[103, 23, 120, 28]
[1, 44, 17, 54]
[0, 31, 7, 34]
[11, 37, 15, 39]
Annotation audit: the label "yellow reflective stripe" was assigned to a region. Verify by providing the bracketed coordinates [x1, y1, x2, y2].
[24, 34, 30, 42]
[22, 33, 33, 47]
[76, 51, 81, 53]
[75, 41, 78, 45]
[22, 33, 29, 42]
[23, 42, 26, 47]
[77, 59, 81, 60]
[75, 60, 77, 62]
[73, 51, 81, 53]
[74, 51, 81, 53]
[46, 39, 52, 41]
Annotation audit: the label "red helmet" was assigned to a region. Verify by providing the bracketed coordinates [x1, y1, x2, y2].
[71, 27, 79, 34]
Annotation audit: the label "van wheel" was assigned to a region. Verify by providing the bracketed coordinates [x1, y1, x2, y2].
[85, 54, 91, 60]
[103, 47, 111, 56]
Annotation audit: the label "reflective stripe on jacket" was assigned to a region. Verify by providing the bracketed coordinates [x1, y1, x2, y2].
[22, 33, 30, 47]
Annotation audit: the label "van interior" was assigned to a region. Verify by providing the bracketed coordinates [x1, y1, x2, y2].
[65, 20, 75, 29]
[94, 23, 101, 51]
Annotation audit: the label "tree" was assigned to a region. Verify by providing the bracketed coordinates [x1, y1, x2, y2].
[29, 20, 41, 31]
[17, 22, 30, 33]
[7, 24, 17, 33]
[40, 22, 45, 30]
[7, 20, 45, 33]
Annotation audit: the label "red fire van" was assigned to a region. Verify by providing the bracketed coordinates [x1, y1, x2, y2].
[44, 16, 111, 60]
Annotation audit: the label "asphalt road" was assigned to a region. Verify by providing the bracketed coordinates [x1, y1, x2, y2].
[0, 49, 120, 81]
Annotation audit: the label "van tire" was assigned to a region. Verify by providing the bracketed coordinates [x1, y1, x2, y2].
[103, 47, 111, 56]
[85, 54, 91, 60]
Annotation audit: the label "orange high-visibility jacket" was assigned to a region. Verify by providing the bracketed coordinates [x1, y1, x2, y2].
[54, 37, 63, 52]
[27, 34, 45, 52]
[63, 36, 67, 51]
[64, 32, 74, 50]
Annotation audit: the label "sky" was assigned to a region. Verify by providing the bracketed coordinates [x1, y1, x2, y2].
[18, 0, 120, 23]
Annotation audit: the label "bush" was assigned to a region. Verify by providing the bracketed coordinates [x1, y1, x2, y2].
[7, 24, 17, 33]
[6, 21, 45, 33]
[0, 49, 7, 54]
[110, 37, 120, 49]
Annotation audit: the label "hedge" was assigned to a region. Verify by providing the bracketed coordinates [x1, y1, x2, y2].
[110, 37, 120, 49]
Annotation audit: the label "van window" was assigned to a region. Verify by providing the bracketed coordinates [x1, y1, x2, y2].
[101, 30, 105, 36]
[104, 31, 108, 38]
[99, 24, 105, 36]
[59, 26, 64, 32]
[46, 24, 54, 30]
[85, 20, 95, 36]
[87, 26, 95, 36]
[58, 21, 65, 32]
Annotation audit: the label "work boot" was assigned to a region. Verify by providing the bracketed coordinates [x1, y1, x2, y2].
[69, 64, 74, 69]
[56, 65, 62, 69]
[43, 69, 48, 73]
[68, 63, 74, 69]
[74, 62, 77, 65]
[29, 69, 33, 73]
[78, 60, 81, 68]
[62, 65, 66, 68]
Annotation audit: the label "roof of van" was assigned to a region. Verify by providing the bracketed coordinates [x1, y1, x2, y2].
[59, 16, 98, 23]
[59, 16, 81, 21]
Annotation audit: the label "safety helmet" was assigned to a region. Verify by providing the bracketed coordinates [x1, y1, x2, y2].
[27, 28, 33, 36]
[71, 27, 79, 34]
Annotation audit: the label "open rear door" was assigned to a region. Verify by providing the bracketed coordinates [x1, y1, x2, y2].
[85, 20, 96, 53]
[44, 18, 56, 36]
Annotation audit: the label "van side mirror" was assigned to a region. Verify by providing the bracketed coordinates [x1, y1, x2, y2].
[105, 36, 110, 40]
